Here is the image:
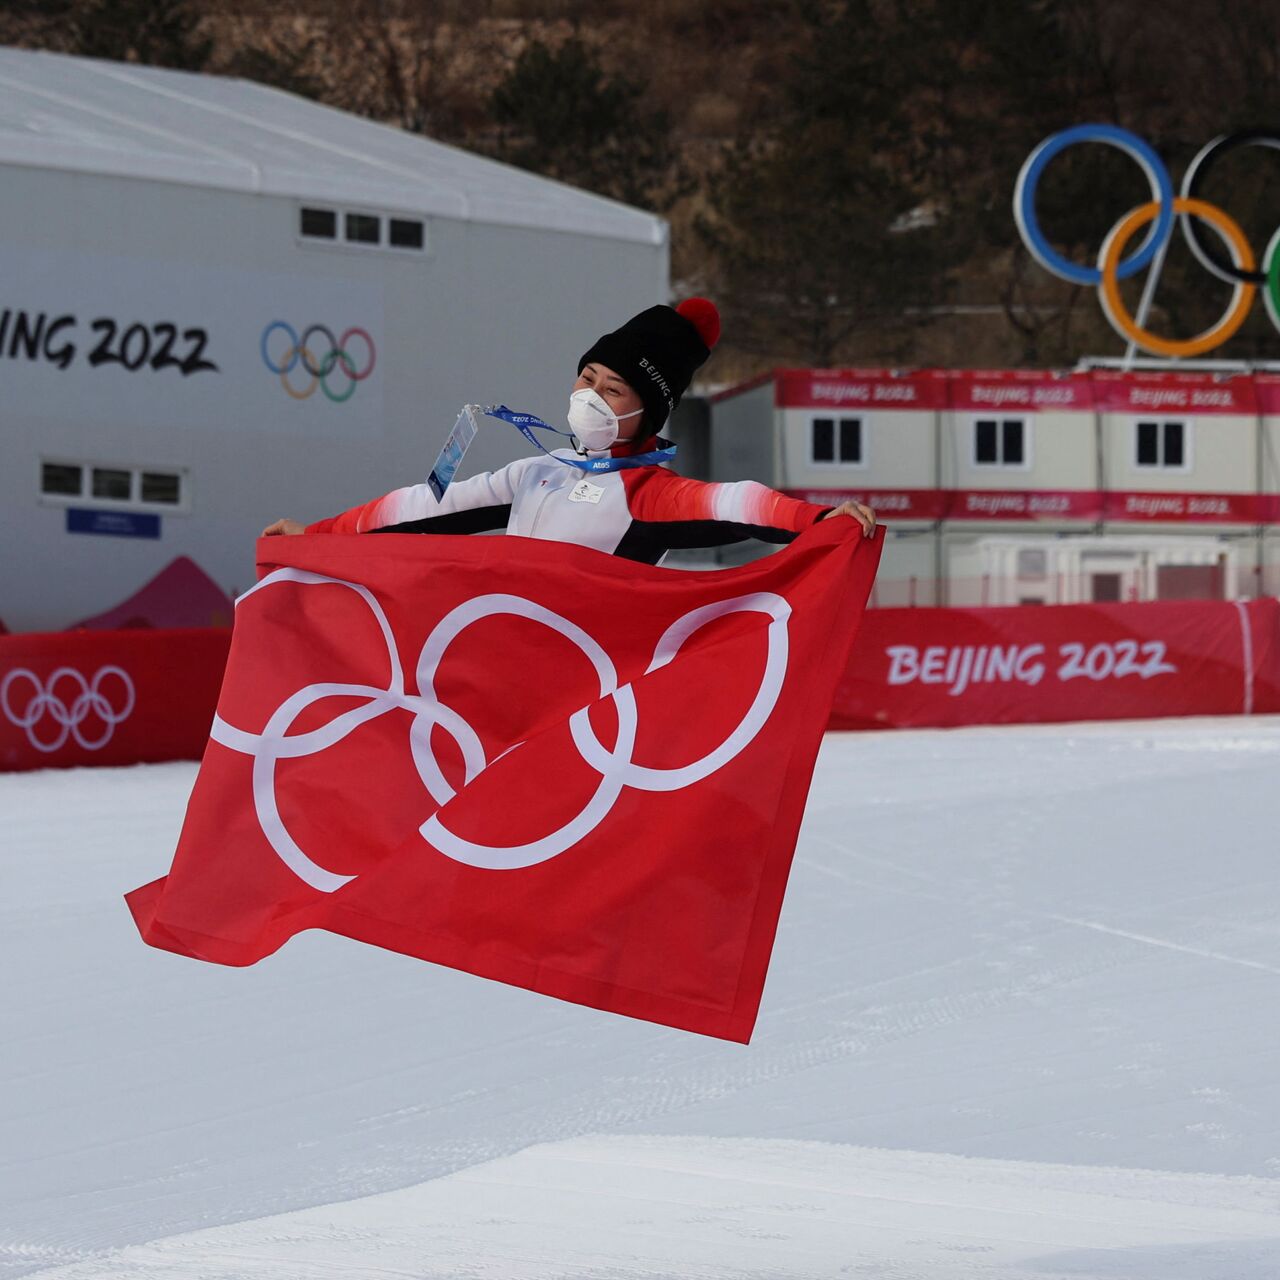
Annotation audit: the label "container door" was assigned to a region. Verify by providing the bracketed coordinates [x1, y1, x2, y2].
[1081, 552, 1143, 603]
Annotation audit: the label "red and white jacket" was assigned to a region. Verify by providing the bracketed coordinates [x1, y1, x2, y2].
[307, 436, 830, 564]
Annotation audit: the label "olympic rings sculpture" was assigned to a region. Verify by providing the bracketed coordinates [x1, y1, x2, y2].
[210, 568, 791, 892]
[1014, 124, 1280, 357]
[260, 321, 376, 402]
[1, 665, 136, 752]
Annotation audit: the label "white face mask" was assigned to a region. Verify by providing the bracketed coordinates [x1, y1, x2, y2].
[567, 388, 643, 452]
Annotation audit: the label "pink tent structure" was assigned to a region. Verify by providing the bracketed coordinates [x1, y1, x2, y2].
[69, 557, 234, 631]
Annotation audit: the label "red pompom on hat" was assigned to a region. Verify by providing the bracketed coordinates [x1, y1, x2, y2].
[676, 297, 721, 350]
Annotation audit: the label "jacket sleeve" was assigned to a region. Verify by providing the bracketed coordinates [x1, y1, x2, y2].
[617, 469, 830, 555]
[306, 459, 532, 535]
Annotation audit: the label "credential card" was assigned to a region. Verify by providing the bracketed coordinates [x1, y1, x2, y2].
[427, 405, 480, 501]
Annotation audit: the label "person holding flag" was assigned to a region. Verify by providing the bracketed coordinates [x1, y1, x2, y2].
[131, 296, 884, 1042]
[263, 298, 876, 560]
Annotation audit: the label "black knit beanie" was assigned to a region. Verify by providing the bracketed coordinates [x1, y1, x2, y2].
[578, 298, 721, 432]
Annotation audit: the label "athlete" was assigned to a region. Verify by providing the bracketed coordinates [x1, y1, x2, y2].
[263, 298, 876, 560]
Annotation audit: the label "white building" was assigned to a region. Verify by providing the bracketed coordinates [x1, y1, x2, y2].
[0, 48, 667, 631]
[939, 369, 1099, 606]
[711, 368, 946, 603]
[711, 366, 1278, 606]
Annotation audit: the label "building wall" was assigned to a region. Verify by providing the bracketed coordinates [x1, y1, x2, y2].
[1, 165, 666, 630]
[665, 396, 711, 481]
[1260, 373, 1280, 596]
[709, 378, 775, 484]
[871, 531, 940, 607]
[1263, 533, 1280, 596]
[944, 533, 1241, 607]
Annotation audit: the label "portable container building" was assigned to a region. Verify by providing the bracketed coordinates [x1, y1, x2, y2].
[711, 368, 945, 602]
[1092, 370, 1261, 600]
[940, 369, 1099, 525]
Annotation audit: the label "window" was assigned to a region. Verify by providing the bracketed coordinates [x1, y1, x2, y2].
[300, 206, 426, 255]
[92, 467, 132, 500]
[1092, 572, 1122, 603]
[41, 462, 82, 496]
[40, 459, 187, 512]
[345, 212, 381, 244]
[141, 471, 182, 505]
[1135, 419, 1188, 469]
[299, 207, 337, 239]
[973, 417, 1028, 467]
[389, 217, 425, 249]
[810, 415, 863, 465]
[1157, 563, 1223, 600]
[1016, 548, 1047, 578]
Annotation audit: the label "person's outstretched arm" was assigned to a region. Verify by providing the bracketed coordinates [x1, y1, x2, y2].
[611, 470, 874, 563]
[263, 459, 534, 537]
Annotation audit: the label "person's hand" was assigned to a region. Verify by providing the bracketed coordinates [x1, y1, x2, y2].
[262, 518, 306, 536]
[820, 499, 876, 538]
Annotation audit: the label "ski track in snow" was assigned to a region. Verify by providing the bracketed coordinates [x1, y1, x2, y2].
[3, 717, 1280, 1278]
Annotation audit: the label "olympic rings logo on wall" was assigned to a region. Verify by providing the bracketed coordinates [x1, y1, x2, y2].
[260, 321, 377, 402]
[1014, 124, 1280, 358]
[1, 665, 135, 753]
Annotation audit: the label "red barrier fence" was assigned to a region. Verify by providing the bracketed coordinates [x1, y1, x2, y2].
[834, 598, 1280, 729]
[3, 600, 1277, 771]
[0, 628, 230, 772]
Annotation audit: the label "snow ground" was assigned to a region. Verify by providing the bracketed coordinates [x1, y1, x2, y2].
[4, 718, 1280, 1279]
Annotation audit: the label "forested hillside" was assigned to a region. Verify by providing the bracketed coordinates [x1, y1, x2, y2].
[6, 0, 1279, 377]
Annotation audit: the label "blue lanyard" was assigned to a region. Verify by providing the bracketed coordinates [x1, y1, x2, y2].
[483, 405, 677, 474]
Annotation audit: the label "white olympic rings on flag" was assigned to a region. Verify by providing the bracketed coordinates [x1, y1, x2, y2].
[1, 665, 136, 752]
[210, 569, 791, 892]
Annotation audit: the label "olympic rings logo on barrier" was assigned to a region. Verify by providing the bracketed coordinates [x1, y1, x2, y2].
[1014, 124, 1280, 357]
[210, 569, 791, 892]
[260, 322, 377, 402]
[1, 666, 136, 753]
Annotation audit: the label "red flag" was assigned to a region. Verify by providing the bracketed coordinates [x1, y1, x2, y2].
[127, 523, 881, 1042]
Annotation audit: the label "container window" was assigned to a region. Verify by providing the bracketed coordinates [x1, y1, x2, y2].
[975, 417, 1026, 466]
[1136, 420, 1159, 465]
[811, 417, 835, 463]
[1157, 562, 1222, 600]
[1002, 419, 1024, 464]
[1135, 419, 1188, 468]
[1016, 548, 1047, 578]
[838, 417, 862, 462]
[41, 462, 82, 496]
[141, 471, 182, 505]
[345, 213, 381, 244]
[975, 419, 998, 463]
[300, 207, 337, 239]
[1092, 572, 1122, 602]
[389, 218, 425, 249]
[92, 467, 132, 501]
